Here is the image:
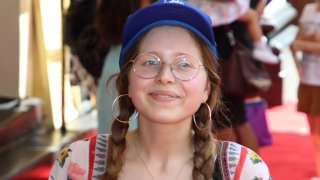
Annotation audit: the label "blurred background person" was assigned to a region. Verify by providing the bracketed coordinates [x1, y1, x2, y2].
[64, 0, 155, 134]
[290, 0, 320, 178]
[189, 0, 278, 64]
[190, 0, 276, 153]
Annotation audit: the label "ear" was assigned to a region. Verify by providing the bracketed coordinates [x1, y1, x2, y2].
[202, 82, 210, 103]
[128, 86, 132, 98]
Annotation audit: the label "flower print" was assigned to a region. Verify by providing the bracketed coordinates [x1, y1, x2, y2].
[248, 149, 263, 164]
[57, 146, 72, 167]
[67, 161, 86, 180]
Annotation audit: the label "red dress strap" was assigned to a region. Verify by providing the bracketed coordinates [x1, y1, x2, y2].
[87, 135, 97, 180]
[234, 146, 247, 180]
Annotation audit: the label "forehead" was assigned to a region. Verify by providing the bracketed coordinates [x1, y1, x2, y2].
[138, 26, 202, 59]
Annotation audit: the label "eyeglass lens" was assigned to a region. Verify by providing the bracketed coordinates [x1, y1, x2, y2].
[132, 53, 201, 81]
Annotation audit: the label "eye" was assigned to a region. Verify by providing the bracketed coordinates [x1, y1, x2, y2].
[143, 58, 160, 66]
[136, 54, 161, 67]
[175, 57, 195, 69]
[178, 61, 191, 68]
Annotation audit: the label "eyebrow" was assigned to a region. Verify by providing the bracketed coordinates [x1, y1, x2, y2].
[139, 52, 195, 59]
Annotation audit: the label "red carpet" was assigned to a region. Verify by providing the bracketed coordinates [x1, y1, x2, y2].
[260, 102, 316, 180]
[12, 156, 52, 180]
[260, 133, 315, 180]
[13, 102, 316, 179]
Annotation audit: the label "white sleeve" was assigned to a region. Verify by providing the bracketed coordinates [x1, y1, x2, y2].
[48, 139, 90, 180]
[221, 141, 271, 180]
[239, 148, 271, 180]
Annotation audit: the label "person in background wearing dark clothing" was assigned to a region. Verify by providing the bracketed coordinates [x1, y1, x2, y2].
[63, 0, 99, 96]
[191, 0, 273, 154]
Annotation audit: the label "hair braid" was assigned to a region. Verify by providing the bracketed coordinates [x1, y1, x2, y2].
[192, 104, 215, 180]
[103, 61, 136, 179]
[190, 32, 223, 180]
[104, 120, 129, 180]
[104, 104, 134, 179]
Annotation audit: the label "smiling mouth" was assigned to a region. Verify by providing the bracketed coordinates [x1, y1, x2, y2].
[150, 92, 180, 100]
[157, 94, 176, 99]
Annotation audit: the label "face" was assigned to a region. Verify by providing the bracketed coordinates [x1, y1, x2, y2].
[128, 26, 210, 125]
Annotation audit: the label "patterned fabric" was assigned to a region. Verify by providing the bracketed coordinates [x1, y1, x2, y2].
[92, 134, 108, 179]
[188, 0, 250, 27]
[218, 141, 242, 179]
[49, 134, 271, 180]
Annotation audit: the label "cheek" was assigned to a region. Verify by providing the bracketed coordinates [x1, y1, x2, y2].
[128, 70, 136, 98]
[128, 71, 147, 101]
[185, 81, 208, 101]
[186, 75, 209, 103]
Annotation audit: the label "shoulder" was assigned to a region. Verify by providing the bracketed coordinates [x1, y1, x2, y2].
[49, 134, 109, 180]
[216, 141, 271, 180]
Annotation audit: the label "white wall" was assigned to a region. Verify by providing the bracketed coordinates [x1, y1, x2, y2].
[0, 0, 20, 98]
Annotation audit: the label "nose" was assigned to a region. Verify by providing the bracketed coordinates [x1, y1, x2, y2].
[156, 62, 175, 84]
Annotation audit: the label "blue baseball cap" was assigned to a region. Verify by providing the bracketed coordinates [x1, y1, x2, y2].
[119, 0, 218, 68]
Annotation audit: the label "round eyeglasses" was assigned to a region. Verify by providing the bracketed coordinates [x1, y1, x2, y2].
[130, 53, 204, 81]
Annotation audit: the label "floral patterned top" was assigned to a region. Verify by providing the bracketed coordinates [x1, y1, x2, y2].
[49, 134, 271, 180]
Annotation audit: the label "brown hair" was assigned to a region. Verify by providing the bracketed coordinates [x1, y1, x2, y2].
[103, 27, 225, 180]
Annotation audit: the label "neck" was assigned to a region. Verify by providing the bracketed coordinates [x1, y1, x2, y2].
[132, 114, 194, 158]
[132, 128, 194, 161]
[130, 130, 194, 180]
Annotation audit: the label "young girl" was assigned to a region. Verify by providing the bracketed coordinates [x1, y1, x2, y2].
[49, 1, 271, 179]
[291, 0, 320, 178]
[189, 0, 279, 64]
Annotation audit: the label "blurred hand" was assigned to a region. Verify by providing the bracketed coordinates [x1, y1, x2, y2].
[289, 42, 297, 52]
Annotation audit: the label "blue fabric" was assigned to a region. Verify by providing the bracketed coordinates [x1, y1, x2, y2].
[97, 45, 137, 134]
[119, 0, 218, 68]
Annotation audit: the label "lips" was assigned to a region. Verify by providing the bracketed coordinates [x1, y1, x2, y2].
[149, 91, 180, 101]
